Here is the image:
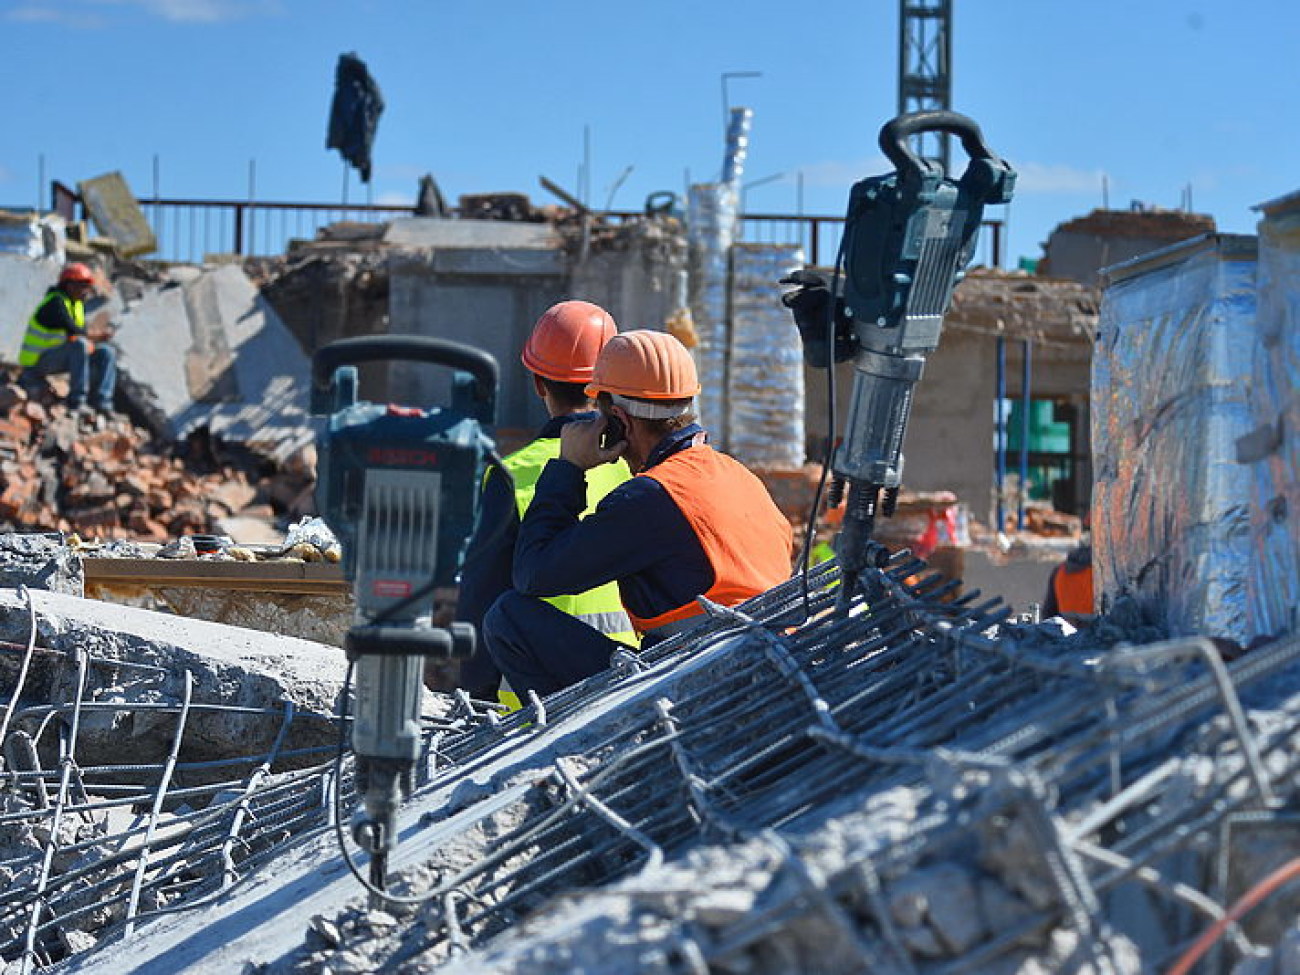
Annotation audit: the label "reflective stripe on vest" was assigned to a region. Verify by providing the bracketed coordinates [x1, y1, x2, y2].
[627, 445, 793, 634]
[20, 292, 81, 368]
[500, 436, 638, 645]
[1052, 563, 1094, 615]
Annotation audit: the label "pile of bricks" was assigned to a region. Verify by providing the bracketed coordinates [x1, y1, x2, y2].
[0, 371, 267, 542]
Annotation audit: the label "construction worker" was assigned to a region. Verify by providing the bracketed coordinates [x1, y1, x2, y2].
[20, 262, 117, 414]
[483, 329, 793, 698]
[1042, 540, 1094, 620]
[454, 301, 636, 704]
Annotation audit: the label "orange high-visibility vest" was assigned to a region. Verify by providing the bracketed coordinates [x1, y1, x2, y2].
[1052, 563, 1094, 615]
[627, 446, 792, 634]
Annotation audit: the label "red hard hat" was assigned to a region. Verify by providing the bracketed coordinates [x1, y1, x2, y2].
[59, 262, 95, 286]
[521, 301, 618, 383]
[584, 330, 700, 401]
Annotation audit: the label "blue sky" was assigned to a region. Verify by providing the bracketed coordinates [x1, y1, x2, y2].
[2, 0, 1297, 266]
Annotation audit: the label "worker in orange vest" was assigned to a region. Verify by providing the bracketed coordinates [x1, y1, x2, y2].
[1043, 540, 1094, 619]
[483, 329, 793, 697]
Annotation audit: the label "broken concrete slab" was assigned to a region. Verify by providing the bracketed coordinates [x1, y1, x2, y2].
[0, 533, 83, 595]
[112, 263, 317, 463]
[0, 585, 346, 769]
[383, 217, 558, 251]
[0, 255, 60, 367]
[76, 171, 156, 258]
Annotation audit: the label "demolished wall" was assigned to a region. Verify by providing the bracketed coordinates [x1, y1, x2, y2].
[1247, 191, 1300, 642]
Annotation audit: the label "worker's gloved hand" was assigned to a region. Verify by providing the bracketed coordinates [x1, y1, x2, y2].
[779, 270, 855, 367]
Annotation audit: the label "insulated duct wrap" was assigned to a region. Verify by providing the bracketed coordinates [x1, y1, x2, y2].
[1249, 194, 1300, 637]
[685, 107, 751, 448]
[687, 182, 737, 446]
[728, 243, 806, 469]
[1093, 234, 1265, 645]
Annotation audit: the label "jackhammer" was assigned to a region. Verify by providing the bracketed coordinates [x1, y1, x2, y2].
[312, 335, 499, 892]
[784, 110, 1016, 609]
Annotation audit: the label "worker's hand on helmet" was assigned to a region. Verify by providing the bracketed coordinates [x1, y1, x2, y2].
[560, 413, 626, 470]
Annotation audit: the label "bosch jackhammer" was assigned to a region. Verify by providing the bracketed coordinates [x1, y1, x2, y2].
[312, 335, 501, 894]
[783, 110, 1016, 610]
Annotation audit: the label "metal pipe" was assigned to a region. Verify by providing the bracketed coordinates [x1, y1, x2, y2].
[1018, 338, 1032, 531]
[995, 335, 1006, 532]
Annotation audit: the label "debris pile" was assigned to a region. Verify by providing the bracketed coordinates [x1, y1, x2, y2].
[0, 371, 279, 542]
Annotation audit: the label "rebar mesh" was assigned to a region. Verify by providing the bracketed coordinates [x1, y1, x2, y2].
[356, 554, 1300, 972]
[12, 549, 1300, 973]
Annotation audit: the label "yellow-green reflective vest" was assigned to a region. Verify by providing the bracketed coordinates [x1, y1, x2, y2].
[20, 291, 81, 368]
[499, 437, 639, 647]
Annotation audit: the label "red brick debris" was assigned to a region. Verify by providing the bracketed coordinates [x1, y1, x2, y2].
[0, 370, 304, 542]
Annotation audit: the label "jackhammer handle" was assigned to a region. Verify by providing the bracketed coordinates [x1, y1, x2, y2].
[879, 110, 999, 178]
[312, 335, 499, 404]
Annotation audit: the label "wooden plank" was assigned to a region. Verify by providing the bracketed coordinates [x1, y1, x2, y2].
[82, 557, 348, 596]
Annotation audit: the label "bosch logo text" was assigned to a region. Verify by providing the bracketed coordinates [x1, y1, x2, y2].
[367, 447, 439, 467]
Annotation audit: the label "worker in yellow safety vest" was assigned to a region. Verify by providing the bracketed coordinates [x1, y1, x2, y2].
[20, 262, 117, 414]
[452, 301, 636, 708]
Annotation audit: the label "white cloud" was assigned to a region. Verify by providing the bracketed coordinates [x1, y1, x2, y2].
[6, 0, 280, 26]
[126, 0, 277, 24]
[1012, 161, 1108, 196]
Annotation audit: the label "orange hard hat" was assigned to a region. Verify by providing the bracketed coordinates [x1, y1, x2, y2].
[521, 300, 618, 383]
[59, 262, 95, 286]
[584, 329, 700, 401]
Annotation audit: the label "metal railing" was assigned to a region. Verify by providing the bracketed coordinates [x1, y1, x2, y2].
[50, 182, 1004, 268]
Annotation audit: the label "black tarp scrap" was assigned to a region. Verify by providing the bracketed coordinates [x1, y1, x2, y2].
[326, 52, 385, 183]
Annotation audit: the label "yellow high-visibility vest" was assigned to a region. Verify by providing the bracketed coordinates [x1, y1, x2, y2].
[492, 437, 637, 711]
[20, 291, 81, 367]
[498, 437, 637, 644]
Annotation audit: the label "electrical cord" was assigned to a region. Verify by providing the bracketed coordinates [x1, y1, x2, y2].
[1166, 855, 1300, 975]
[330, 662, 447, 909]
[793, 235, 849, 624]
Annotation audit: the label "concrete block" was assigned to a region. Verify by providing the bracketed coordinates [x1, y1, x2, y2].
[384, 217, 556, 251]
[0, 586, 347, 772]
[0, 255, 58, 367]
[0, 532, 83, 595]
[77, 171, 156, 258]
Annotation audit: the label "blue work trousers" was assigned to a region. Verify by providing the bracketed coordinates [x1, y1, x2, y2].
[29, 340, 116, 410]
[483, 590, 631, 698]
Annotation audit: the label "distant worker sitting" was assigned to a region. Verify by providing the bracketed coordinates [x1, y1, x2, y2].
[483, 329, 794, 698]
[455, 301, 635, 705]
[20, 262, 117, 414]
